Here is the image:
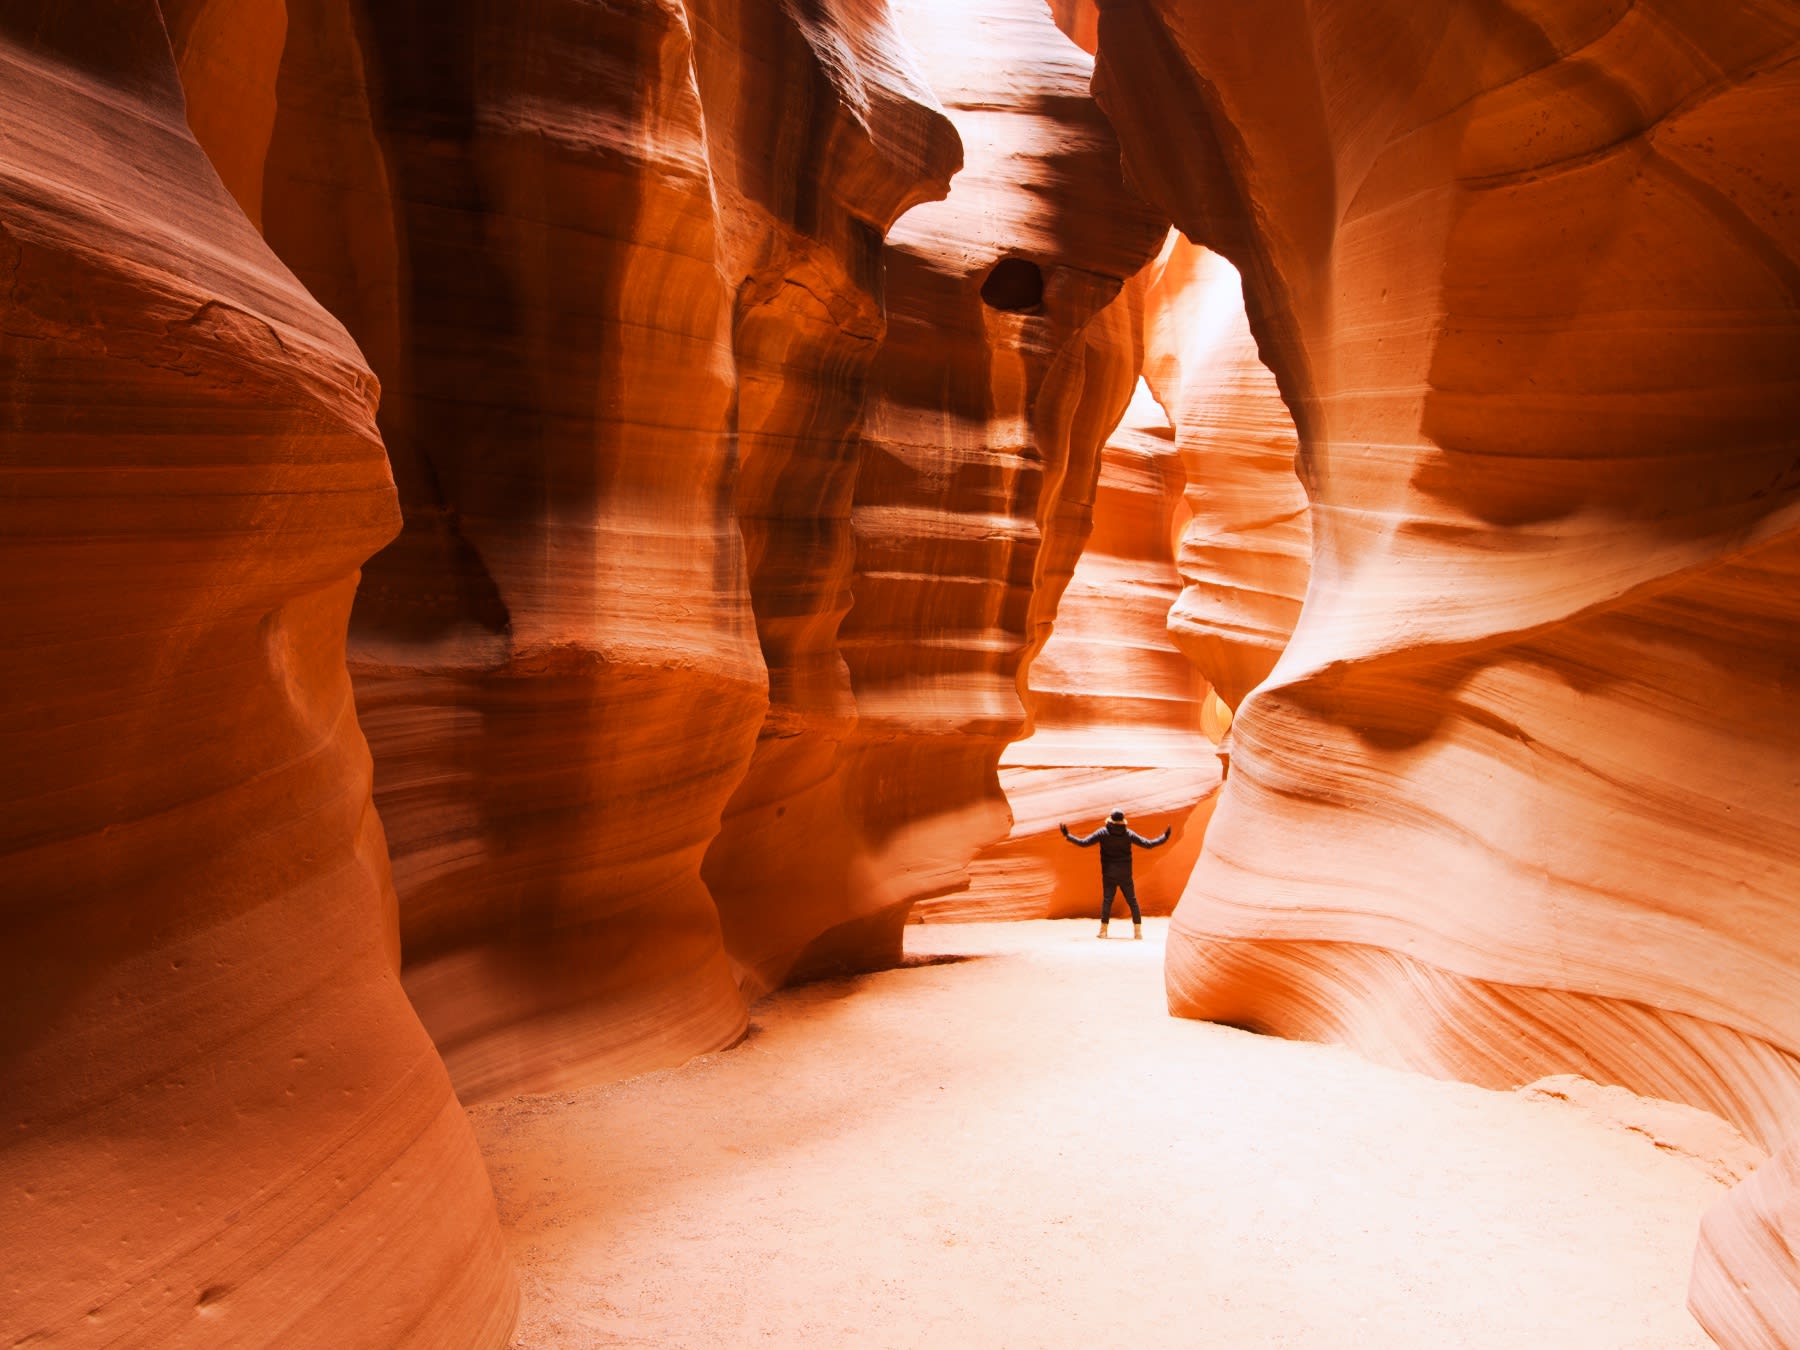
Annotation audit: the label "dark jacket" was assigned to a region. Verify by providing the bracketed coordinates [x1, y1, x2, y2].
[1062, 820, 1171, 878]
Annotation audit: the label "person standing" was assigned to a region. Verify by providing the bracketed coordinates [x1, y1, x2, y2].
[1059, 810, 1171, 939]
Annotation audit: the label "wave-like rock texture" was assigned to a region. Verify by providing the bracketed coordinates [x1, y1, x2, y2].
[249, 0, 963, 1095]
[1142, 237, 1310, 712]
[830, 0, 1169, 951]
[0, 6, 514, 1344]
[1093, 2, 1800, 1336]
[933, 378, 1219, 922]
[708, 0, 1167, 980]
[694, 3, 964, 998]
[1693, 1134, 1800, 1349]
[282, 0, 761, 1103]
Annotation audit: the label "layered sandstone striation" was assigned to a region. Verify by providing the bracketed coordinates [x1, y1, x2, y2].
[1692, 1133, 1800, 1349]
[1143, 237, 1310, 712]
[814, 0, 1168, 957]
[693, 3, 964, 997]
[1092, 1, 1800, 1336]
[0, 6, 513, 1344]
[710, 0, 1167, 980]
[934, 378, 1218, 922]
[251, 0, 965, 1095]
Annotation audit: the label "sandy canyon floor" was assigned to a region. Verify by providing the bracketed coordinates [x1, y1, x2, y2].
[471, 920, 1745, 1348]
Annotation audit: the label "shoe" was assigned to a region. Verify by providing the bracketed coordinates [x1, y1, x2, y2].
[1133, 923, 1143, 940]
[1097, 924, 1109, 939]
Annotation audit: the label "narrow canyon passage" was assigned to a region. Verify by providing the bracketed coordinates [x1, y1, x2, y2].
[475, 922, 1736, 1349]
[5, 2, 1795, 1342]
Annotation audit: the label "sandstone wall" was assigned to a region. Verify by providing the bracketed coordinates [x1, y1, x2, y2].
[936, 378, 1218, 922]
[692, 3, 967, 997]
[1143, 237, 1310, 713]
[1091, 2, 1800, 1338]
[1692, 1132, 1800, 1348]
[274, 0, 760, 1101]
[2, 4, 1171, 1333]
[0, 6, 514, 1343]
[711, 0, 1168, 976]
[250, 0, 968, 1096]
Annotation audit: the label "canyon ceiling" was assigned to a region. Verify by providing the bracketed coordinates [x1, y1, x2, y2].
[1, 0, 1795, 1346]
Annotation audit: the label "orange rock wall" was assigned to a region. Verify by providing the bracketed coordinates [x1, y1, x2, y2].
[0, 6, 514, 1344]
[1143, 238, 1310, 712]
[1092, 2, 1800, 1338]
[247, 0, 969, 1097]
[710, 0, 1168, 977]
[298, 0, 760, 1102]
[935, 378, 1219, 922]
[693, 4, 966, 997]
[1693, 1132, 1800, 1349]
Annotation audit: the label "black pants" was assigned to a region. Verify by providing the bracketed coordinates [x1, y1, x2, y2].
[1101, 876, 1140, 925]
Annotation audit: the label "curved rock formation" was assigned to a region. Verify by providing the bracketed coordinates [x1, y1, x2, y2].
[937, 378, 1219, 922]
[707, 0, 1167, 982]
[812, 0, 1168, 958]
[252, 0, 966, 1096]
[0, 6, 513, 1343]
[1092, 1, 1800, 1335]
[1142, 237, 1310, 711]
[693, 1, 964, 998]
[1693, 1134, 1800, 1349]
[284, 0, 769, 1102]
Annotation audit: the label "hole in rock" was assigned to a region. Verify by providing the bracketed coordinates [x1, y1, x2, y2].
[980, 257, 1044, 312]
[195, 1285, 230, 1313]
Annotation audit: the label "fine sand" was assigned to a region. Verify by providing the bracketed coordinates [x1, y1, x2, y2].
[470, 920, 1747, 1348]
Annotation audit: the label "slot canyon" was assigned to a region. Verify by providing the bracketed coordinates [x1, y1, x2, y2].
[0, 0, 1794, 1345]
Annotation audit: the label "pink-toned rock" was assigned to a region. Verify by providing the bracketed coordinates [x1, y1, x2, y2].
[1143, 237, 1310, 711]
[937, 378, 1219, 922]
[0, 6, 513, 1343]
[1093, 1, 1800, 1335]
[812, 0, 1167, 959]
[1693, 1136, 1800, 1349]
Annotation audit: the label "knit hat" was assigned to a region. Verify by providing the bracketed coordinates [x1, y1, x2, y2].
[1109, 809, 1126, 823]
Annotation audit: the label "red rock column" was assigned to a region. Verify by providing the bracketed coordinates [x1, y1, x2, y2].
[0, 6, 513, 1343]
[1094, 1, 1800, 1334]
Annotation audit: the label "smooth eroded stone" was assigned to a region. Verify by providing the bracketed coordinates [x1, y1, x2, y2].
[1143, 236, 1310, 711]
[0, 5, 514, 1342]
[940, 378, 1220, 922]
[813, 0, 1168, 965]
[263, 0, 771, 1098]
[696, 0, 963, 998]
[1094, 2, 1800, 1332]
[1692, 1135, 1800, 1350]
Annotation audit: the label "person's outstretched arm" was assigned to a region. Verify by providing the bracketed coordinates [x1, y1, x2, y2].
[1130, 826, 1173, 848]
[1060, 823, 1104, 846]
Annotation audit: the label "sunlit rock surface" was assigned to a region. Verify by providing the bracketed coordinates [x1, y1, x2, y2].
[0, 7, 513, 1344]
[1092, 2, 1800, 1335]
[710, 0, 1166, 980]
[935, 379, 1218, 922]
[1143, 237, 1310, 711]
[1693, 1134, 1800, 1349]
